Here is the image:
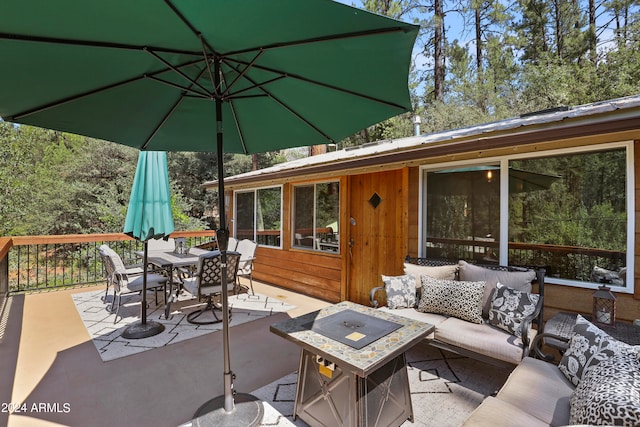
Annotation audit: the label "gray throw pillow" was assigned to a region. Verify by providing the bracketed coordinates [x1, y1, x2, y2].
[559, 315, 637, 386]
[488, 283, 539, 337]
[458, 260, 535, 319]
[417, 276, 485, 324]
[381, 274, 416, 309]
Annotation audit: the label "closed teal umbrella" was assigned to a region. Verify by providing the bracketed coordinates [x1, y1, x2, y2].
[122, 151, 174, 339]
[0, 1, 418, 423]
[124, 151, 175, 242]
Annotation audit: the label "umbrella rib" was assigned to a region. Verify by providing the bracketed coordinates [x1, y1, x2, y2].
[142, 66, 211, 150]
[227, 100, 249, 155]
[224, 57, 408, 111]
[223, 26, 412, 58]
[0, 32, 201, 57]
[164, 0, 219, 57]
[145, 75, 210, 98]
[223, 61, 336, 143]
[199, 34, 218, 96]
[145, 48, 213, 97]
[8, 58, 206, 121]
[226, 76, 286, 98]
[221, 51, 265, 98]
[141, 95, 186, 151]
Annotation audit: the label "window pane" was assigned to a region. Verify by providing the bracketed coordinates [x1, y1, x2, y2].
[257, 187, 281, 247]
[316, 182, 340, 252]
[426, 166, 500, 261]
[236, 191, 255, 241]
[294, 185, 315, 249]
[509, 149, 627, 286]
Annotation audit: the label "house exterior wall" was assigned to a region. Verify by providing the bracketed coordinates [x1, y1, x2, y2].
[223, 111, 640, 321]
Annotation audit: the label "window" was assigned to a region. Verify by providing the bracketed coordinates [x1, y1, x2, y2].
[423, 143, 633, 291]
[293, 182, 340, 252]
[425, 165, 501, 262]
[234, 186, 282, 247]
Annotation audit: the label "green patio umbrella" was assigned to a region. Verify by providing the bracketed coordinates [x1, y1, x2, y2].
[0, 1, 418, 424]
[122, 151, 174, 339]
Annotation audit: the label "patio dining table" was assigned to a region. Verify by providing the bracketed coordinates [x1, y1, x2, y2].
[135, 247, 211, 319]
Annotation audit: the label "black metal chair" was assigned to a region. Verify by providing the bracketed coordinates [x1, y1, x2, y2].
[182, 250, 241, 324]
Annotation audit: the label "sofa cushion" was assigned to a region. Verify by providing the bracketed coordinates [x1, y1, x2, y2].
[404, 262, 458, 286]
[488, 284, 539, 337]
[558, 315, 634, 386]
[461, 396, 549, 427]
[435, 317, 529, 365]
[497, 356, 574, 425]
[381, 274, 416, 309]
[417, 276, 485, 324]
[458, 260, 535, 318]
[569, 349, 640, 426]
[377, 307, 447, 339]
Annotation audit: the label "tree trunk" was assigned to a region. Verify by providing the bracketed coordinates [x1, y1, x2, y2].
[588, 0, 596, 63]
[475, 6, 482, 72]
[434, 0, 445, 102]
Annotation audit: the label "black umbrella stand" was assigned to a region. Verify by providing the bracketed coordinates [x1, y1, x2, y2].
[191, 65, 263, 426]
[122, 241, 166, 339]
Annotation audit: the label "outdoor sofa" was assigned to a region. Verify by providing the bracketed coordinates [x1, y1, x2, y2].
[462, 314, 640, 426]
[370, 257, 545, 367]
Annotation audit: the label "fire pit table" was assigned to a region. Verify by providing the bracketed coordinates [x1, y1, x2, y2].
[270, 301, 434, 427]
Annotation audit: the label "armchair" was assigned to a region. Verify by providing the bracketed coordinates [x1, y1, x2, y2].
[182, 250, 241, 324]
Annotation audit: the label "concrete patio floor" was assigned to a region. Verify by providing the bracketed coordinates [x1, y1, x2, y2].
[0, 279, 330, 427]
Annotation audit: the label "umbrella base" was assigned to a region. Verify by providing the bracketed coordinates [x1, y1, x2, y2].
[121, 320, 165, 339]
[192, 393, 263, 427]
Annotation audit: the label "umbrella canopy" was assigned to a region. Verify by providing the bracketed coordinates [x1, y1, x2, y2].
[0, 1, 417, 153]
[0, 1, 418, 423]
[124, 151, 175, 242]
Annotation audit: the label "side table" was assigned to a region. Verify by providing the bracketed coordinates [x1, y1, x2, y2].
[544, 312, 640, 351]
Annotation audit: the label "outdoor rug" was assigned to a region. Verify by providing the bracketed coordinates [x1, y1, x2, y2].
[72, 288, 295, 362]
[251, 341, 513, 427]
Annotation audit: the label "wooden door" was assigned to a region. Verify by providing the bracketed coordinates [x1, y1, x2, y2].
[346, 169, 408, 305]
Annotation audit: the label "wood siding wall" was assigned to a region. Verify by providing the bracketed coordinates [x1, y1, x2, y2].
[232, 134, 640, 323]
[253, 247, 342, 302]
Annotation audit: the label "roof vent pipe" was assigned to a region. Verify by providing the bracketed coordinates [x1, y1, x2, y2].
[413, 115, 421, 136]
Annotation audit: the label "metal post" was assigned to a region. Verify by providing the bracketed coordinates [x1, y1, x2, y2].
[192, 56, 263, 427]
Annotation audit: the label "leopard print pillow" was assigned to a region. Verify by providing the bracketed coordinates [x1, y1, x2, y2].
[570, 348, 640, 426]
[418, 276, 485, 324]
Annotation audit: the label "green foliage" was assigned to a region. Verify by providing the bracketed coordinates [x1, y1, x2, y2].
[0, 125, 269, 236]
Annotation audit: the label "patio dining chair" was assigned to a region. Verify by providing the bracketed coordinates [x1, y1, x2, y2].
[227, 237, 239, 251]
[181, 250, 241, 324]
[98, 244, 144, 299]
[98, 245, 168, 323]
[235, 239, 257, 295]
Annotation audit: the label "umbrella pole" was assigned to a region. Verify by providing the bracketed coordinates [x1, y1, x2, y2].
[191, 58, 262, 427]
[122, 240, 165, 339]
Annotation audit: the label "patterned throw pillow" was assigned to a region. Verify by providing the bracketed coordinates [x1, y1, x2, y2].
[382, 274, 416, 309]
[569, 349, 640, 426]
[417, 276, 485, 324]
[458, 260, 535, 319]
[488, 284, 539, 337]
[559, 315, 634, 386]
